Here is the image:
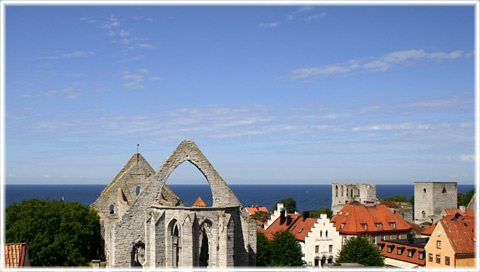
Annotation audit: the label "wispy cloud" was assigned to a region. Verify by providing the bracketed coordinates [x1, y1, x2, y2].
[122, 68, 160, 89]
[291, 49, 467, 79]
[305, 12, 327, 21]
[19, 83, 81, 99]
[258, 22, 281, 28]
[459, 154, 475, 162]
[62, 51, 95, 58]
[286, 6, 315, 21]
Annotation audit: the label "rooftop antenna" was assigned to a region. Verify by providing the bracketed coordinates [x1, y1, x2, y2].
[136, 144, 139, 165]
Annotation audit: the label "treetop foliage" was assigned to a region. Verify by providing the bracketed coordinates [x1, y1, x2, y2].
[335, 235, 384, 267]
[458, 188, 475, 207]
[257, 230, 304, 267]
[273, 197, 297, 213]
[6, 198, 101, 266]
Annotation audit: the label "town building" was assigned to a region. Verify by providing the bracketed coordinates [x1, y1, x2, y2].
[377, 237, 427, 268]
[414, 182, 457, 224]
[424, 212, 475, 268]
[91, 140, 256, 268]
[331, 183, 378, 214]
[4, 243, 30, 268]
[245, 206, 270, 229]
[330, 204, 412, 245]
[304, 214, 342, 267]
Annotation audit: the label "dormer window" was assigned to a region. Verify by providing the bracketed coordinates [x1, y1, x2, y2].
[390, 222, 396, 229]
[341, 223, 345, 229]
[376, 223, 382, 229]
[397, 247, 405, 255]
[362, 224, 368, 230]
[387, 245, 395, 253]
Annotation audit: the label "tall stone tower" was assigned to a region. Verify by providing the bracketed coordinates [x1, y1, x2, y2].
[91, 140, 256, 268]
[414, 182, 457, 224]
[331, 183, 377, 214]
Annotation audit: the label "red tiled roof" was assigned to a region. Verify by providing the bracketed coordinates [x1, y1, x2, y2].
[378, 240, 426, 266]
[264, 214, 317, 242]
[440, 214, 475, 254]
[246, 206, 269, 215]
[4, 243, 28, 268]
[258, 227, 274, 241]
[420, 223, 437, 236]
[192, 197, 207, 207]
[330, 204, 412, 235]
[444, 208, 475, 217]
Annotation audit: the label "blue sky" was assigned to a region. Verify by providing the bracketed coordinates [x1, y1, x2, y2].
[4, 4, 476, 185]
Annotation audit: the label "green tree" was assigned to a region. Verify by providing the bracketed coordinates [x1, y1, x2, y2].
[6, 199, 101, 266]
[458, 188, 475, 207]
[256, 232, 272, 266]
[269, 230, 304, 267]
[335, 236, 384, 267]
[384, 196, 408, 202]
[306, 207, 333, 219]
[252, 211, 271, 222]
[273, 197, 297, 213]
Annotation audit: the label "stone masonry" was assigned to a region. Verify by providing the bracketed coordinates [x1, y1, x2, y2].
[414, 181, 457, 224]
[331, 183, 378, 214]
[91, 140, 256, 268]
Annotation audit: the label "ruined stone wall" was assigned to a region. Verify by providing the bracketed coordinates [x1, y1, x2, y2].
[331, 183, 377, 214]
[91, 140, 256, 268]
[414, 182, 457, 224]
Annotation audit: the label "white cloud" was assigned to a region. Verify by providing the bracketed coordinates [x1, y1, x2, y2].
[305, 12, 327, 21]
[287, 6, 315, 21]
[291, 49, 467, 79]
[62, 51, 95, 58]
[459, 154, 475, 162]
[101, 15, 120, 29]
[258, 22, 281, 28]
[119, 29, 129, 37]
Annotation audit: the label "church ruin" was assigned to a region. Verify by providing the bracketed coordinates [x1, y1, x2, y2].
[91, 140, 257, 268]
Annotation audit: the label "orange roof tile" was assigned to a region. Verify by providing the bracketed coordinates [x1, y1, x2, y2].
[378, 239, 427, 266]
[440, 214, 475, 254]
[258, 227, 274, 241]
[192, 197, 207, 207]
[265, 214, 300, 238]
[444, 208, 475, 217]
[420, 223, 437, 236]
[246, 206, 269, 215]
[330, 204, 412, 235]
[264, 214, 318, 242]
[4, 243, 28, 268]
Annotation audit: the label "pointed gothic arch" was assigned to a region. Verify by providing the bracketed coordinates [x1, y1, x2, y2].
[151, 140, 241, 207]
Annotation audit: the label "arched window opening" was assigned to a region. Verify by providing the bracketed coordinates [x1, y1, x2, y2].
[166, 161, 213, 206]
[335, 185, 338, 197]
[109, 204, 114, 214]
[358, 189, 361, 197]
[341, 185, 344, 197]
[442, 187, 447, 194]
[172, 224, 180, 268]
[423, 188, 427, 193]
[199, 229, 209, 267]
[131, 241, 145, 267]
[136, 186, 141, 195]
[422, 211, 426, 218]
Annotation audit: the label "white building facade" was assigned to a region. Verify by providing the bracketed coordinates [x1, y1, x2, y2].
[304, 214, 342, 267]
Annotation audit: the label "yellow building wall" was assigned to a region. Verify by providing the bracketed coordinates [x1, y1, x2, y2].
[424, 223, 456, 268]
[456, 254, 475, 268]
[425, 223, 476, 268]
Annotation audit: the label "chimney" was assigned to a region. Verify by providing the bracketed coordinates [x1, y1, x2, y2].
[407, 232, 414, 244]
[303, 211, 310, 221]
[286, 215, 292, 225]
[280, 209, 286, 225]
[460, 205, 466, 213]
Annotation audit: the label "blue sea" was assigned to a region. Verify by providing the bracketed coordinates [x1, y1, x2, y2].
[5, 184, 475, 212]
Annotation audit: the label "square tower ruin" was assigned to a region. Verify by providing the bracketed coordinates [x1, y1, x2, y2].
[414, 181, 457, 224]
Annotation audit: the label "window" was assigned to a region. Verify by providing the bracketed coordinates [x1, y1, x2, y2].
[423, 188, 427, 193]
[382, 235, 386, 241]
[407, 249, 415, 257]
[418, 252, 425, 260]
[362, 224, 367, 230]
[329, 245, 333, 253]
[376, 223, 382, 229]
[373, 236, 377, 244]
[320, 230, 323, 237]
[136, 186, 141, 195]
[109, 204, 115, 214]
[445, 256, 450, 265]
[442, 187, 447, 194]
[390, 222, 396, 229]
[387, 245, 395, 253]
[397, 247, 405, 255]
[436, 240, 441, 249]
[436, 255, 441, 264]
[358, 189, 361, 196]
[325, 230, 328, 237]
[315, 245, 319, 253]
[428, 253, 433, 262]
[378, 243, 385, 251]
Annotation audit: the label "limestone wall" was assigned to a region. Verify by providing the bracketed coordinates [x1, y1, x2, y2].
[414, 182, 457, 224]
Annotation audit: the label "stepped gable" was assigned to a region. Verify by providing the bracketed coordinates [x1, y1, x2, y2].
[192, 197, 207, 207]
[331, 204, 412, 234]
